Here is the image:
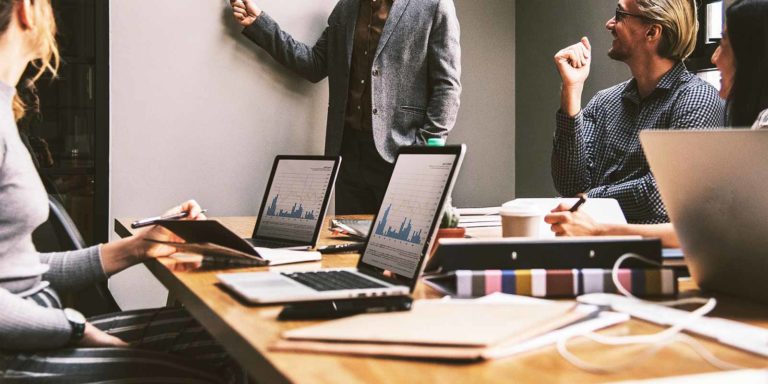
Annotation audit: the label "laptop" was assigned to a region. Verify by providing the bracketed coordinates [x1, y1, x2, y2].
[640, 129, 768, 303]
[217, 145, 467, 304]
[245, 155, 341, 250]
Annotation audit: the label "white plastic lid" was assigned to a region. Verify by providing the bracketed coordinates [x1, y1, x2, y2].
[500, 203, 544, 217]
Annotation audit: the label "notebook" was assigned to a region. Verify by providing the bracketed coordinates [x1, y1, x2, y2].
[271, 300, 594, 360]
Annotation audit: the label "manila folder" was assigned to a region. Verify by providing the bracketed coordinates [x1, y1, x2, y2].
[274, 301, 581, 360]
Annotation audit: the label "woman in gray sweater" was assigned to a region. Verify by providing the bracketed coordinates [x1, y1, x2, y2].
[0, 1, 243, 382]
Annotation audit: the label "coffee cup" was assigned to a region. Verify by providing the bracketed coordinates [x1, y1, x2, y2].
[500, 204, 544, 238]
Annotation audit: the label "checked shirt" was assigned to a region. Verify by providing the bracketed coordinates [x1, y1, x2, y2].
[552, 62, 725, 224]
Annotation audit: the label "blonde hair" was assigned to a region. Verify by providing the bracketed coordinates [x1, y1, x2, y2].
[636, 0, 699, 61]
[0, 0, 60, 121]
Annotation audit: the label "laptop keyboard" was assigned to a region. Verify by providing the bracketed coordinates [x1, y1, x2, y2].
[246, 238, 299, 248]
[282, 271, 387, 291]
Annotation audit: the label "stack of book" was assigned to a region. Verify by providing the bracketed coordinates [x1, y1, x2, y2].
[456, 207, 501, 229]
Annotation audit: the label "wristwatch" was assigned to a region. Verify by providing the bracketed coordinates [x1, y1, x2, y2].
[63, 308, 86, 343]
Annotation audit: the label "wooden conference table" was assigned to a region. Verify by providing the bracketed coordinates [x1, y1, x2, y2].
[114, 216, 768, 383]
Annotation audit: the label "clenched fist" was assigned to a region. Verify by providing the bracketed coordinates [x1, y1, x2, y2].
[230, 0, 262, 27]
[554, 37, 592, 88]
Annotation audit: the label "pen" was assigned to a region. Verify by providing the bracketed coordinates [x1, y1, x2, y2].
[131, 209, 208, 229]
[569, 194, 587, 212]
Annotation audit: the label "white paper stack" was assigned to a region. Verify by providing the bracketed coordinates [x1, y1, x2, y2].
[457, 207, 502, 229]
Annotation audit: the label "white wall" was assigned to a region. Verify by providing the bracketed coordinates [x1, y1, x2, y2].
[108, 0, 516, 309]
[109, 0, 336, 309]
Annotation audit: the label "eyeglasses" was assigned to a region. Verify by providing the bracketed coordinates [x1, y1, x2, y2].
[614, 7, 656, 23]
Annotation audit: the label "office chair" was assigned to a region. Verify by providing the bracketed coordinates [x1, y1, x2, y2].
[32, 195, 121, 317]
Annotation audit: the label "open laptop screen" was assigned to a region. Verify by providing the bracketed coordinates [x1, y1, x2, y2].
[360, 147, 464, 287]
[254, 157, 339, 244]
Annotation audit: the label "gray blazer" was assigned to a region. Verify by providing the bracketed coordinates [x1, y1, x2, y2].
[243, 0, 462, 163]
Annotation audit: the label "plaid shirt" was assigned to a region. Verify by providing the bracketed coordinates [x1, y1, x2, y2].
[552, 63, 725, 224]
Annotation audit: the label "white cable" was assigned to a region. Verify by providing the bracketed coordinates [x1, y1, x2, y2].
[557, 252, 748, 373]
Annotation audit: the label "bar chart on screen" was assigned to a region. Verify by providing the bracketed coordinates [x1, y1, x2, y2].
[375, 205, 424, 244]
[256, 160, 335, 242]
[362, 154, 456, 277]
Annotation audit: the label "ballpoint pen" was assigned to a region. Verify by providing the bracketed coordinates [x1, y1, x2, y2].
[569, 194, 587, 213]
[131, 209, 208, 229]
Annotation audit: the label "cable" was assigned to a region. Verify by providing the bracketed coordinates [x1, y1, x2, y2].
[557, 252, 748, 373]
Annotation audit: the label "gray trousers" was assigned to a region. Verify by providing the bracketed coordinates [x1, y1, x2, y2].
[0, 288, 247, 383]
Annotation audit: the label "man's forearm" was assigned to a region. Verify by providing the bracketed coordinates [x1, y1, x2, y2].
[560, 84, 583, 117]
[598, 223, 679, 248]
[241, 13, 329, 83]
[552, 110, 591, 197]
[588, 174, 667, 224]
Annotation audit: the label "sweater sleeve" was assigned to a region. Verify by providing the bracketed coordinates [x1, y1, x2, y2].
[0, 288, 71, 350]
[39, 245, 107, 293]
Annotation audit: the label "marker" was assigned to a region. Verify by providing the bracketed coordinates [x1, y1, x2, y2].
[569, 194, 587, 213]
[131, 209, 208, 229]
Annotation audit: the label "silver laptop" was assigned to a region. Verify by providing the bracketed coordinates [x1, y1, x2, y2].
[218, 145, 466, 304]
[641, 129, 768, 303]
[245, 155, 341, 250]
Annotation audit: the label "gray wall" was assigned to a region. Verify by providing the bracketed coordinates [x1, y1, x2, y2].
[449, 0, 516, 207]
[108, 0, 516, 308]
[515, 0, 630, 197]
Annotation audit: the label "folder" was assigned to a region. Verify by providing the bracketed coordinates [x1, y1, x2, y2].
[149, 220, 321, 266]
[145, 240, 320, 267]
[271, 300, 595, 360]
[423, 268, 678, 298]
[425, 237, 662, 273]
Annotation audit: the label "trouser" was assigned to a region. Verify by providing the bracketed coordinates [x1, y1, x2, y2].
[335, 129, 395, 215]
[0, 288, 247, 383]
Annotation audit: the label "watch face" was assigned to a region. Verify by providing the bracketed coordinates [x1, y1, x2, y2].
[64, 308, 86, 324]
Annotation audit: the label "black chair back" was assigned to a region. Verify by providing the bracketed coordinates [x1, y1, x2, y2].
[33, 195, 121, 316]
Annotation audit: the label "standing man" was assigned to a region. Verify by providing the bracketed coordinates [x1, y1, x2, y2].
[230, 0, 461, 214]
[552, 0, 724, 224]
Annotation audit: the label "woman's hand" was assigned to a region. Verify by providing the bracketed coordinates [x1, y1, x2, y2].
[133, 200, 207, 259]
[101, 200, 207, 275]
[230, 0, 262, 27]
[544, 203, 603, 237]
[76, 322, 128, 348]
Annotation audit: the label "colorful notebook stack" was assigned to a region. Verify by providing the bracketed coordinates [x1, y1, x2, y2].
[424, 269, 678, 298]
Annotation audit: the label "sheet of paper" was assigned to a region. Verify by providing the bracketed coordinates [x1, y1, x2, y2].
[457, 207, 501, 216]
[254, 247, 321, 265]
[613, 369, 768, 384]
[504, 198, 627, 239]
[483, 311, 629, 359]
